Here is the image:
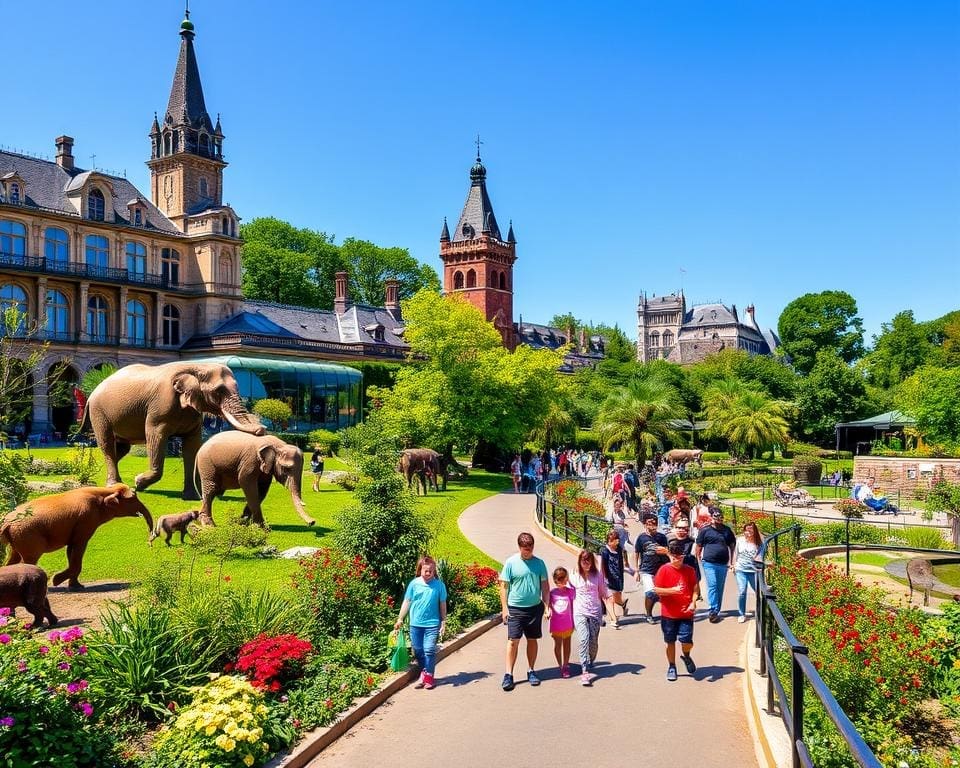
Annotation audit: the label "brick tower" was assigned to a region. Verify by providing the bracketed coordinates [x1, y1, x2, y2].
[440, 151, 517, 348]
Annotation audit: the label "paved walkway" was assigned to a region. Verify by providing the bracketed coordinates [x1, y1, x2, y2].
[309, 491, 757, 767]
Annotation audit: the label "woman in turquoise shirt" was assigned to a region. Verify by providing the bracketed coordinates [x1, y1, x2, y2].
[395, 555, 448, 690]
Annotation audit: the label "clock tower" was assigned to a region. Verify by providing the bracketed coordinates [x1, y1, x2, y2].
[440, 151, 517, 349]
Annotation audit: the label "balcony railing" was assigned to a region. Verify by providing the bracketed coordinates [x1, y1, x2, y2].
[0, 253, 241, 297]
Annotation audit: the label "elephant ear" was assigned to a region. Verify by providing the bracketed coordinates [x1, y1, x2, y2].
[258, 444, 277, 476]
[172, 372, 203, 413]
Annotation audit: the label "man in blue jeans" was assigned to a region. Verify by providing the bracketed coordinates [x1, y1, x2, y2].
[694, 508, 736, 622]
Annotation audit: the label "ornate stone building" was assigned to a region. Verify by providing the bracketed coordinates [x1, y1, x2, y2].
[636, 291, 781, 364]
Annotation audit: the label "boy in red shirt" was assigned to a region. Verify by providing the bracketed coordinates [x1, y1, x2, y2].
[653, 540, 701, 681]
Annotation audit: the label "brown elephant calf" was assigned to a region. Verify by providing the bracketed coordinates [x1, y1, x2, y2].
[0, 564, 58, 626]
[0, 484, 153, 590]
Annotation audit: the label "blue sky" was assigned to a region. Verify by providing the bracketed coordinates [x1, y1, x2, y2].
[5, 1, 958, 342]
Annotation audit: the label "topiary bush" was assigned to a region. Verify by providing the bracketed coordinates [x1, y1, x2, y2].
[792, 455, 822, 485]
[307, 428, 340, 455]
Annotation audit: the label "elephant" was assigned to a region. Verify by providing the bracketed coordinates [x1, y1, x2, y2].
[397, 448, 445, 494]
[194, 431, 316, 528]
[0, 564, 58, 626]
[79, 361, 265, 500]
[148, 510, 200, 547]
[0, 484, 152, 590]
[663, 448, 704, 467]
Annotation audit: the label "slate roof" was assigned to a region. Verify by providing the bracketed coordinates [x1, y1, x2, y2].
[684, 302, 740, 328]
[516, 321, 605, 373]
[164, 21, 214, 132]
[0, 149, 182, 235]
[452, 155, 502, 242]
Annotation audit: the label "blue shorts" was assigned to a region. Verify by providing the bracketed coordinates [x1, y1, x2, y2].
[661, 617, 693, 644]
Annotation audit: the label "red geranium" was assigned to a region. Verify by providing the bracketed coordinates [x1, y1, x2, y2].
[233, 633, 313, 693]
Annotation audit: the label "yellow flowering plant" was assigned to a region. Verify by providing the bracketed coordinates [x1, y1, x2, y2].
[147, 675, 295, 768]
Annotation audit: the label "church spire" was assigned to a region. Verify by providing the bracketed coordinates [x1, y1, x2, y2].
[164, 5, 212, 133]
[453, 148, 501, 242]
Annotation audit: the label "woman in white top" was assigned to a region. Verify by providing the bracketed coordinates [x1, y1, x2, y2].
[733, 522, 762, 623]
[569, 550, 608, 687]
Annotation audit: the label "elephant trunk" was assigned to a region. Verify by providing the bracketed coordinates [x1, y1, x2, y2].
[141, 509, 154, 534]
[221, 395, 266, 436]
[286, 476, 316, 527]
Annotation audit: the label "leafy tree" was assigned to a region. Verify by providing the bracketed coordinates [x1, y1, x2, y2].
[373, 291, 565, 457]
[240, 217, 340, 308]
[592, 323, 636, 364]
[548, 313, 580, 338]
[686, 349, 799, 403]
[796, 349, 869, 444]
[777, 291, 865, 374]
[926, 478, 960, 548]
[252, 398, 292, 431]
[861, 310, 934, 389]
[340, 238, 440, 306]
[592, 369, 686, 468]
[703, 379, 791, 459]
[895, 366, 960, 446]
[528, 400, 577, 449]
[78, 364, 117, 396]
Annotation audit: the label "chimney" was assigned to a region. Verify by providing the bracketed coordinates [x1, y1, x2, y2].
[746, 304, 758, 327]
[579, 327, 586, 352]
[55, 136, 74, 171]
[334, 271, 349, 314]
[384, 279, 400, 318]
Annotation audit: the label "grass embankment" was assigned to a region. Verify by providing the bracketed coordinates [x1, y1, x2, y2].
[14, 447, 504, 588]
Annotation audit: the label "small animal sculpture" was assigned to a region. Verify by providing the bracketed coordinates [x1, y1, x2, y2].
[662, 448, 704, 467]
[0, 484, 153, 590]
[148, 510, 200, 547]
[0, 564, 58, 626]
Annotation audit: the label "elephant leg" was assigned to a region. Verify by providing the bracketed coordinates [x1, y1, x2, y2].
[199, 483, 218, 526]
[135, 427, 168, 492]
[99, 426, 123, 485]
[4, 547, 22, 566]
[53, 540, 88, 590]
[42, 598, 58, 627]
[180, 430, 202, 501]
[241, 478, 270, 527]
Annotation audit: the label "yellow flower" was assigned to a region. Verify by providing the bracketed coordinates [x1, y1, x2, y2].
[215, 734, 236, 752]
[243, 755, 255, 767]
[952, 659, 960, 670]
[205, 724, 217, 736]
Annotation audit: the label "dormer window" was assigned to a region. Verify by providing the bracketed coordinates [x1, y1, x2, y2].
[364, 322, 385, 342]
[134, 208, 143, 226]
[88, 188, 105, 221]
[9, 184, 20, 205]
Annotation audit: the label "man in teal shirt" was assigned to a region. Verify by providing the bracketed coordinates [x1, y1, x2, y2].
[498, 531, 550, 691]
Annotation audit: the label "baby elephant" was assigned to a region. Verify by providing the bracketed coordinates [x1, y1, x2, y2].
[148, 510, 200, 547]
[0, 564, 58, 626]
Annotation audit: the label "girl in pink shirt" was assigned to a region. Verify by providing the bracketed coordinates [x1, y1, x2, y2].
[549, 567, 576, 678]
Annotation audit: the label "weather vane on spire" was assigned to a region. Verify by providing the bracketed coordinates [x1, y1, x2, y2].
[475, 134, 483, 159]
[185, 0, 190, 19]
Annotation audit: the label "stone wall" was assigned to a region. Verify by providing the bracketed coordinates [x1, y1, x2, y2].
[853, 456, 960, 496]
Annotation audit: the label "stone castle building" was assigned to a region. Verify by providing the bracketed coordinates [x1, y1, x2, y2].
[636, 291, 780, 364]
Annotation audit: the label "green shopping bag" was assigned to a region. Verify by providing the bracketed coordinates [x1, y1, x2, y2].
[389, 628, 410, 672]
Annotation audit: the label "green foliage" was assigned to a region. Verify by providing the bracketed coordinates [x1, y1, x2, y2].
[70, 445, 102, 485]
[892, 526, 951, 551]
[703, 379, 791, 458]
[593, 367, 686, 467]
[862, 310, 937, 389]
[797, 349, 870, 443]
[84, 600, 219, 721]
[146, 675, 294, 768]
[777, 290, 865, 374]
[928, 601, 960, 718]
[315, 635, 389, 672]
[272, 432, 310, 449]
[0, 450, 29, 512]
[189, 518, 270, 558]
[0, 616, 120, 768]
[800, 522, 888, 546]
[291, 548, 393, 640]
[252, 398, 292, 430]
[78, 364, 117, 397]
[307, 428, 340, 455]
[285, 657, 379, 731]
[685, 349, 799, 404]
[897, 366, 960, 446]
[340, 237, 441, 305]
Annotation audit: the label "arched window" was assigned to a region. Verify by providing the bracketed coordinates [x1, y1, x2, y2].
[499, 272, 506, 290]
[161, 248, 180, 286]
[162, 304, 181, 346]
[222, 217, 229, 234]
[649, 331, 660, 348]
[662, 330, 674, 349]
[125, 241, 146, 278]
[126, 300, 147, 346]
[10, 184, 20, 204]
[0, 220, 27, 263]
[453, 271, 464, 290]
[44, 227, 70, 270]
[489, 269, 498, 288]
[88, 188, 105, 221]
[45, 290, 69, 339]
[466, 269, 476, 288]
[199, 134, 209, 155]
[219, 255, 233, 286]
[163, 133, 172, 155]
[199, 178, 208, 198]
[87, 296, 108, 343]
[85, 235, 109, 276]
[0, 284, 28, 335]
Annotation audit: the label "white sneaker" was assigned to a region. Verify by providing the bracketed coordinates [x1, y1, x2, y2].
[737, 615, 746, 624]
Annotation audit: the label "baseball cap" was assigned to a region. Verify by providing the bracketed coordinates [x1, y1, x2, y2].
[710, 508, 723, 518]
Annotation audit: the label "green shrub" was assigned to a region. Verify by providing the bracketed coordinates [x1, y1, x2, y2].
[801, 522, 887, 547]
[833, 498, 866, 518]
[252, 398, 292, 431]
[316, 635, 389, 672]
[273, 432, 310, 449]
[0, 616, 120, 768]
[893, 526, 951, 551]
[189, 517, 270, 558]
[783, 441, 821, 458]
[285, 657, 379, 732]
[575, 429, 600, 451]
[146, 676, 294, 768]
[327, 470, 359, 490]
[85, 601, 218, 721]
[69, 445, 101, 485]
[307, 428, 340, 455]
[0, 451, 29, 511]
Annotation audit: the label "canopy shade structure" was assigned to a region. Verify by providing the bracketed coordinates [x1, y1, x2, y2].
[835, 410, 916, 455]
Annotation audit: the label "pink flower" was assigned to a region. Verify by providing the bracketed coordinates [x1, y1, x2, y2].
[37, 646, 50, 655]
[0, 607, 10, 616]
[77, 646, 87, 655]
[16, 661, 27, 672]
[57, 662, 71, 671]
[47, 630, 62, 643]
[0, 716, 15, 727]
[0, 634, 11, 645]
[0, 616, 9, 627]
[79, 702, 93, 717]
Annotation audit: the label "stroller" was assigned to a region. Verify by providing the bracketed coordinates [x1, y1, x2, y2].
[773, 483, 815, 508]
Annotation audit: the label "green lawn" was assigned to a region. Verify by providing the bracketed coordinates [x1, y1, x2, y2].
[11, 447, 504, 589]
[933, 563, 960, 588]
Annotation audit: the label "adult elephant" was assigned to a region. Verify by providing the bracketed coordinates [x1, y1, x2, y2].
[1, 484, 152, 590]
[663, 448, 704, 467]
[397, 448, 445, 494]
[194, 431, 316, 528]
[79, 361, 265, 500]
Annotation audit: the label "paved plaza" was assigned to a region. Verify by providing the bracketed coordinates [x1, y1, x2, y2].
[309, 490, 757, 767]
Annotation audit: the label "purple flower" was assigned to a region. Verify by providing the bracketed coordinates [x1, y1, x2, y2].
[0, 634, 11, 645]
[77, 645, 87, 656]
[57, 662, 71, 671]
[79, 702, 93, 718]
[16, 661, 27, 672]
[0, 716, 15, 728]
[0, 616, 9, 626]
[37, 645, 50, 655]
[47, 630, 61, 643]
[0, 607, 11, 616]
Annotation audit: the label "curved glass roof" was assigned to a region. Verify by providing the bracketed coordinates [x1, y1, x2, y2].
[187, 355, 362, 381]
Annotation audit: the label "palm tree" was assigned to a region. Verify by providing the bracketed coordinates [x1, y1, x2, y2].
[529, 402, 576, 449]
[593, 372, 686, 467]
[704, 382, 790, 459]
